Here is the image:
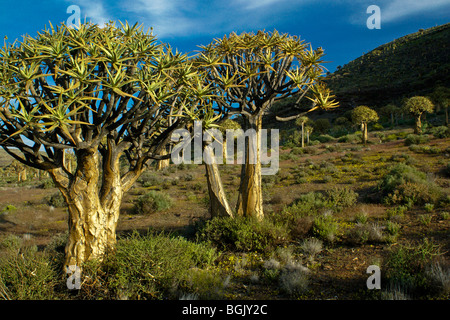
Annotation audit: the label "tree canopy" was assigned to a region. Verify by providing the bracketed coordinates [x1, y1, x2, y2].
[351, 105, 379, 124]
[402, 96, 434, 116]
[0, 22, 196, 184]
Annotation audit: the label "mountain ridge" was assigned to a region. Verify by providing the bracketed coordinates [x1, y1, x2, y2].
[325, 23, 450, 109]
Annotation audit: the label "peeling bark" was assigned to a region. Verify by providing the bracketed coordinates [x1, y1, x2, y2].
[236, 115, 264, 221]
[204, 145, 233, 218]
[48, 147, 125, 269]
[415, 115, 423, 134]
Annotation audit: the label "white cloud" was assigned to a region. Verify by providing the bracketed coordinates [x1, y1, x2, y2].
[124, 0, 197, 37]
[382, 0, 450, 22]
[235, 0, 285, 10]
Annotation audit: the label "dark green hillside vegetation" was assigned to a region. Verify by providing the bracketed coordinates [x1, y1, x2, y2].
[326, 23, 450, 107]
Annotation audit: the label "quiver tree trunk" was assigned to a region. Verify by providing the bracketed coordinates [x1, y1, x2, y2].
[445, 107, 448, 126]
[156, 148, 171, 171]
[49, 147, 127, 270]
[415, 115, 422, 134]
[203, 145, 233, 218]
[362, 122, 368, 144]
[301, 123, 305, 148]
[236, 115, 264, 221]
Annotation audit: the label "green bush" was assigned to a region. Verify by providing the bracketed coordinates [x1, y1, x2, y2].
[385, 134, 398, 142]
[429, 126, 450, 138]
[196, 216, 288, 252]
[316, 134, 336, 143]
[378, 163, 442, 205]
[139, 172, 163, 187]
[404, 134, 429, 146]
[338, 133, 361, 143]
[313, 119, 331, 134]
[385, 238, 442, 296]
[0, 236, 60, 299]
[39, 179, 55, 189]
[45, 192, 66, 208]
[83, 231, 219, 300]
[132, 191, 173, 215]
[346, 222, 385, 244]
[371, 123, 384, 131]
[325, 186, 358, 211]
[312, 213, 339, 242]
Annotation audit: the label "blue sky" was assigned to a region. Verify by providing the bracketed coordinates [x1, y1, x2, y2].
[0, 0, 449, 72]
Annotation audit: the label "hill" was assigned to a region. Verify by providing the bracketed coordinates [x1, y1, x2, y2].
[325, 23, 450, 108]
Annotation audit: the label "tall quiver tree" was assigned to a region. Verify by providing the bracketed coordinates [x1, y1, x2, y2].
[0, 22, 192, 269]
[381, 104, 399, 127]
[351, 106, 379, 144]
[402, 96, 434, 134]
[430, 86, 449, 126]
[295, 116, 310, 148]
[198, 31, 338, 220]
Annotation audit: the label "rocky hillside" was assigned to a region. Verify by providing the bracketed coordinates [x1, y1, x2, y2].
[325, 23, 450, 108]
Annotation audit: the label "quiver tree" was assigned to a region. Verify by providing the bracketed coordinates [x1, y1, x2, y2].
[0, 22, 193, 268]
[304, 124, 313, 145]
[351, 105, 379, 144]
[430, 86, 449, 126]
[172, 84, 235, 219]
[197, 30, 338, 220]
[380, 104, 399, 127]
[402, 96, 434, 134]
[295, 116, 310, 148]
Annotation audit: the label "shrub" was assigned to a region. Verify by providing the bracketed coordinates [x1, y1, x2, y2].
[418, 214, 432, 226]
[338, 133, 361, 143]
[429, 126, 450, 138]
[385, 134, 398, 142]
[372, 123, 383, 131]
[346, 222, 385, 244]
[334, 117, 350, 125]
[385, 221, 401, 237]
[316, 134, 336, 143]
[354, 211, 368, 224]
[0, 237, 60, 299]
[424, 203, 434, 212]
[313, 118, 331, 134]
[45, 192, 66, 208]
[139, 172, 163, 187]
[312, 212, 339, 242]
[385, 205, 408, 220]
[378, 163, 442, 205]
[404, 134, 429, 146]
[196, 216, 288, 252]
[385, 238, 442, 295]
[82, 231, 219, 300]
[39, 179, 55, 189]
[2, 204, 17, 213]
[132, 191, 173, 215]
[325, 186, 358, 211]
[300, 238, 323, 258]
[279, 266, 309, 297]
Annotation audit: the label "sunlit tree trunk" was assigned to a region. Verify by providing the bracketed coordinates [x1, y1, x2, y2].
[156, 148, 170, 171]
[362, 122, 368, 144]
[203, 145, 233, 218]
[48, 146, 131, 269]
[415, 115, 423, 134]
[236, 115, 264, 221]
[301, 122, 305, 148]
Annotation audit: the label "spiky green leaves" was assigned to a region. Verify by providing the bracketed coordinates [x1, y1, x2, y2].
[0, 21, 191, 150]
[403, 96, 434, 116]
[196, 30, 338, 117]
[351, 105, 379, 124]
